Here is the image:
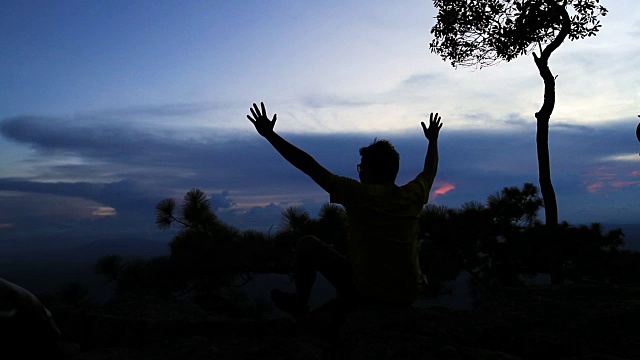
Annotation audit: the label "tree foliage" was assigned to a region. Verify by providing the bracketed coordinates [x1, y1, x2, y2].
[155, 189, 221, 233]
[95, 253, 125, 283]
[430, 0, 607, 68]
[279, 206, 310, 235]
[132, 190, 340, 310]
[157, 189, 241, 288]
[419, 183, 625, 292]
[487, 183, 543, 229]
[273, 203, 349, 255]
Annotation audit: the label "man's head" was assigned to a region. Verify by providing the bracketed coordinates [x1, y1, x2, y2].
[358, 139, 399, 184]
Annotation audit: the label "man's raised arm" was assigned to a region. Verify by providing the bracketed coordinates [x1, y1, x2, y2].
[420, 113, 442, 195]
[247, 102, 334, 193]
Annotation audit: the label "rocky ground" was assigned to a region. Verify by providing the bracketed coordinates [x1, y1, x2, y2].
[52, 283, 640, 359]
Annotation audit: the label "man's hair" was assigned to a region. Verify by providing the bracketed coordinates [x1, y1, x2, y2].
[359, 139, 399, 183]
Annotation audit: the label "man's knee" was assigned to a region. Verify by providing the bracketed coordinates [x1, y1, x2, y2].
[296, 235, 324, 256]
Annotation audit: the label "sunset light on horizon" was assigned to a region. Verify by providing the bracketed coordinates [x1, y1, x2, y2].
[0, 0, 638, 245]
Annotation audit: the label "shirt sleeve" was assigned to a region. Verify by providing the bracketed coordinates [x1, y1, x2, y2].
[328, 174, 362, 206]
[402, 175, 430, 205]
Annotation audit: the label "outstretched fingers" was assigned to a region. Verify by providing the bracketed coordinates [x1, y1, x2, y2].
[430, 112, 442, 126]
[247, 102, 278, 135]
[249, 102, 273, 120]
[253, 103, 262, 117]
[422, 112, 443, 141]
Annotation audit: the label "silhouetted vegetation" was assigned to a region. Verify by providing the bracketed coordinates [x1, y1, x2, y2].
[81, 184, 640, 358]
[95, 189, 348, 316]
[93, 183, 631, 313]
[419, 183, 627, 295]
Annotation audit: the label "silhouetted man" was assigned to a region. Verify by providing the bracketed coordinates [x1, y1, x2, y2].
[247, 102, 442, 317]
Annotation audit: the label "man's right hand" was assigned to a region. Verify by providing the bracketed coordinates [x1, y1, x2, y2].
[247, 102, 277, 137]
[421, 112, 442, 142]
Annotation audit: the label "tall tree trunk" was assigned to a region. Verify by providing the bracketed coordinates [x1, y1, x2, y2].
[532, 0, 571, 284]
[533, 58, 558, 229]
[533, 57, 563, 285]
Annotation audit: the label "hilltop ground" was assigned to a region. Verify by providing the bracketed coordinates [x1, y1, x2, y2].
[50, 282, 640, 360]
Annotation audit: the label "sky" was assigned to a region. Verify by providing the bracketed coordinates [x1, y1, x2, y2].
[0, 0, 638, 250]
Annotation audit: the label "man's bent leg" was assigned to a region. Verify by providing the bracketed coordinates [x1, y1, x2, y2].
[295, 235, 351, 307]
[295, 235, 357, 331]
[272, 235, 350, 317]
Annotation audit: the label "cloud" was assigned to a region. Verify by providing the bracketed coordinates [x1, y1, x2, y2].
[0, 178, 157, 214]
[1, 113, 639, 237]
[551, 122, 595, 132]
[599, 153, 640, 162]
[300, 95, 375, 110]
[217, 202, 287, 233]
[581, 164, 640, 194]
[431, 181, 455, 199]
[92, 207, 117, 217]
[84, 102, 221, 119]
[210, 190, 236, 212]
[586, 182, 604, 194]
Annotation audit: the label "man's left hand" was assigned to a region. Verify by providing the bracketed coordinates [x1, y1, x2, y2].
[247, 102, 277, 137]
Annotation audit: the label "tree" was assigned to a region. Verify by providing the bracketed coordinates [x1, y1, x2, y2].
[156, 188, 224, 234]
[487, 182, 543, 230]
[95, 253, 125, 283]
[430, 0, 607, 229]
[315, 203, 348, 253]
[420, 183, 546, 291]
[279, 206, 310, 235]
[155, 188, 249, 310]
[419, 202, 495, 293]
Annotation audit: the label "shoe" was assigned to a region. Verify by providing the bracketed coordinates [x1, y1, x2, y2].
[270, 289, 309, 318]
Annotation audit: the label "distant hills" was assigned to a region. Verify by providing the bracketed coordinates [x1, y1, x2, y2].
[0, 223, 638, 298]
[0, 237, 169, 297]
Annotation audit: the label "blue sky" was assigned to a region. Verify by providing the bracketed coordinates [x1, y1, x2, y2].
[0, 1, 638, 248]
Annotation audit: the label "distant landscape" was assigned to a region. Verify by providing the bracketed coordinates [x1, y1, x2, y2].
[1, 221, 638, 308]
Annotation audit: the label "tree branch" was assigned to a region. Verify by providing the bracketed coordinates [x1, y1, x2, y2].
[539, 0, 571, 61]
[169, 214, 193, 230]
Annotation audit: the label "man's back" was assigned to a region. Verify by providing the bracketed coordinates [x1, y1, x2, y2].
[329, 174, 428, 305]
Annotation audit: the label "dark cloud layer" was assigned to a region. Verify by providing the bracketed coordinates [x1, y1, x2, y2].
[0, 114, 638, 247]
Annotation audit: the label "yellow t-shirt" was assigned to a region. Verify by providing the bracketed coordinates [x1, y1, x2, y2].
[328, 174, 429, 305]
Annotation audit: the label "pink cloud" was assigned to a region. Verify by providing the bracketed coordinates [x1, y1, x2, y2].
[586, 182, 604, 193]
[611, 181, 640, 188]
[583, 165, 640, 193]
[91, 206, 117, 217]
[432, 182, 455, 199]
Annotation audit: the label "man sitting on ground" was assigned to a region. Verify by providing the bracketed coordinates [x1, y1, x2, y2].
[246, 102, 442, 317]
